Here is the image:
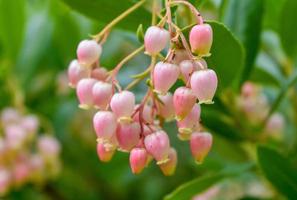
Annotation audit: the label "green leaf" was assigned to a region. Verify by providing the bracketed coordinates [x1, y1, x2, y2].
[265, 71, 297, 120]
[164, 163, 253, 200]
[279, 0, 297, 59]
[257, 146, 297, 199]
[51, 0, 94, 65]
[222, 0, 264, 85]
[205, 21, 244, 92]
[263, 0, 285, 31]
[15, 6, 54, 86]
[60, 0, 151, 32]
[201, 105, 245, 141]
[0, 0, 26, 60]
[249, 66, 281, 87]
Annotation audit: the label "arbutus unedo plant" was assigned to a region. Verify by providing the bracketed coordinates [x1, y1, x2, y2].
[67, 0, 217, 176]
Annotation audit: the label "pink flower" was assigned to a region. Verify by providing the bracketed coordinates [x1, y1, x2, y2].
[173, 87, 197, 120]
[129, 148, 149, 174]
[110, 91, 135, 123]
[116, 122, 140, 152]
[190, 69, 218, 104]
[189, 24, 213, 56]
[1, 108, 20, 125]
[5, 125, 27, 150]
[96, 142, 116, 162]
[153, 62, 180, 94]
[91, 67, 108, 81]
[144, 26, 170, 55]
[76, 40, 102, 66]
[159, 147, 177, 176]
[133, 104, 154, 124]
[180, 60, 195, 82]
[92, 81, 112, 110]
[21, 115, 39, 134]
[190, 132, 213, 164]
[177, 104, 201, 140]
[76, 78, 97, 109]
[144, 130, 170, 164]
[93, 111, 117, 141]
[156, 93, 175, 120]
[67, 59, 89, 88]
[37, 135, 61, 158]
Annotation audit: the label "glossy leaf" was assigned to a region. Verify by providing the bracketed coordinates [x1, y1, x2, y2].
[263, 0, 285, 30]
[0, 0, 26, 60]
[279, 0, 297, 59]
[222, 0, 264, 85]
[165, 163, 253, 200]
[60, 0, 151, 32]
[16, 7, 54, 86]
[205, 21, 245, 92]
[201, 106, 245, 141]
[257, 146, 297, 199]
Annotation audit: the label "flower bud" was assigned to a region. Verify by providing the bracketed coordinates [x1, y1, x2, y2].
[144, 26, 170, 55]
[159, 147, 177, 176]
[96, 142, 115, 162]
[190, 132, 212, 164]
[190, 69, 217, 104]
[110, 91, 135, 123]
[177, 104, 201, 140]
[156, 93, 175, 119]
[21, 115, 39, 135]
[265, 113, 284, 139]
[77, 40, 102, 66]
[92, 81, 112, 110]
[37, 136, 61, 158]
[195, 59, 208, 70]
[67, 59, 89, 88]
[133, 104, 154, 124]
[189, 24, 213, 56]
[173, 87, 197, 120]
[116, 122, 140, 152]
[153, 62, 179, 94]
[76, 78, 97, 109]
[180, 60, 195, 82]
[91, 67, 108, 81]
[93, 111, 117, 141]
[129, 148, 148, 174]
[5, 125, 27, 150]
[1, 108, 20, 125]
[241, 82, 258, 98]
[144, 130, 170, 164]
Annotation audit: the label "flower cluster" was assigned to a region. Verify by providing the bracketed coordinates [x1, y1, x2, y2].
[238, 82, 284, 139]
[67, 1, 216, 175]
[0, 108, 61, 196]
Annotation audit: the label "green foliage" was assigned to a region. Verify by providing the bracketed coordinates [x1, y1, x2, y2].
[279, 0, 297, 59]
[165, 163, 253, 200]
[61, 0, 151, 31]
[222, 0, 264, 85]
[257, 146, 297, 199]
[0, 0, 26, 60]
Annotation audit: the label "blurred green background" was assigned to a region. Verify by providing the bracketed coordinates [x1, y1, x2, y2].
[0, 0, 297, 199]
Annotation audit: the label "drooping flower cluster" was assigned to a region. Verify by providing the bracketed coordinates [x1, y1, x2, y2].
[0, 108, 61, 196]
[67, 1, 216, 175]
[238, 82, 284, 139]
